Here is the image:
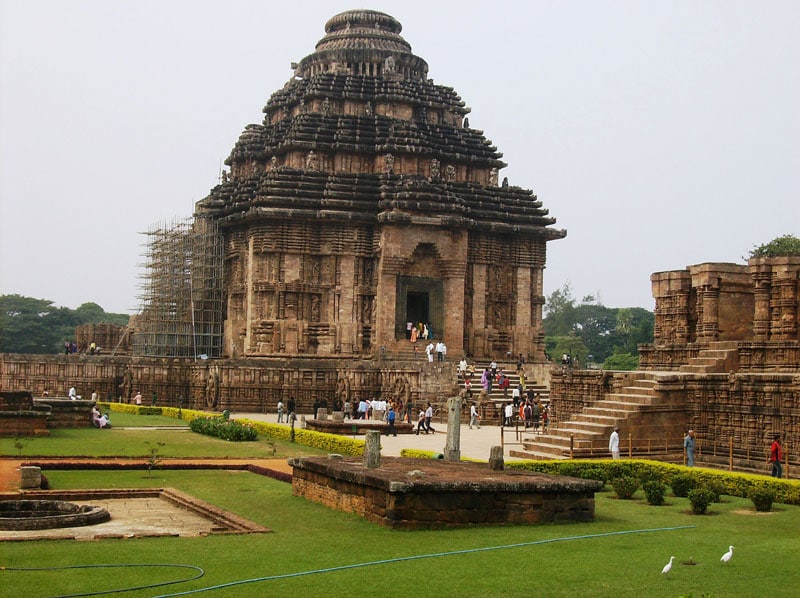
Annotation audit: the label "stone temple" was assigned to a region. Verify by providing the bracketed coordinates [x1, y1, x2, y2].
[195, 9, 565, 362]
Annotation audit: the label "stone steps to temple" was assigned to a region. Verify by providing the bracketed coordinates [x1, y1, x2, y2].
[520, 371, 659, 458]
[678, 342, 739, 373]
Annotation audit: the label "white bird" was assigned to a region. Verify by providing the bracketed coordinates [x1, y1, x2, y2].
[721, 546, 734, 563]
[662, 556, 675, 575]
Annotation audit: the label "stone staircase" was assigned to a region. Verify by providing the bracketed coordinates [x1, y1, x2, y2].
[678, 341, 739, 373]
[515, 372, 661, 459]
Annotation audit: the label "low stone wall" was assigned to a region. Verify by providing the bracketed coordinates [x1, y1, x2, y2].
[33, 399, 94, 429]
[289, 456, 602, 529]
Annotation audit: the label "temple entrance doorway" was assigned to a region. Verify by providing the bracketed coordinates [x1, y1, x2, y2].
[395, 276, 443, 340]
[406, 292, 429, 329]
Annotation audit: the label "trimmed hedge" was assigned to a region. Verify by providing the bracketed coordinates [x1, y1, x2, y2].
[643, 480, 667, 505]
[507, 459, 800, 505]
[189, 416, 258, 441]
[611, 476, 639, 499]
[242, 420, 365, 456]
[688, 487, 716, 514]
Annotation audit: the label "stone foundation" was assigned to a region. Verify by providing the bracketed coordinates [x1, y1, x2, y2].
[289, 456, 602, 529]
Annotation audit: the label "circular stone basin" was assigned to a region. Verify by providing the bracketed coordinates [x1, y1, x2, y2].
[0, 500, 111, 531]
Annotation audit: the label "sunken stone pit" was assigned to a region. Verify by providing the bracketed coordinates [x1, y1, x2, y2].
[0, 499, 110, 531]
[289, 456, 603, 529]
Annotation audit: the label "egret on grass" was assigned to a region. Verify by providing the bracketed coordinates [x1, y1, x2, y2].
[661, 556, 675, 575]
[721, 546, 734, 563]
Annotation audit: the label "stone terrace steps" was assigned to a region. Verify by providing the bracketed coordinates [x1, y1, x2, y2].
[679, 341, 739, 373]
[520, 374, 660, 459]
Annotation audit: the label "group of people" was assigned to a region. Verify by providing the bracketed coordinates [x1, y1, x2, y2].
[503, 399, 548, 430]
[91, 406, 111, 428]
[63, 340, 101, 355]
[424, 340, 447, 363]
[406, 321, 432, 342]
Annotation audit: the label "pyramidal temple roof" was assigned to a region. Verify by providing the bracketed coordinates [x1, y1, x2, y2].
[197, 10, 566, 241]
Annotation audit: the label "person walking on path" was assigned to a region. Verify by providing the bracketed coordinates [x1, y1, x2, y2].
[287, 396, 296, 422]
[425, 402, 435, 433]
[609, 427, 620, 459]
[770, 434, 783, 478]
[415, 409, 427, 434]
[469, 402, 480, 429]
[684, 429, 696, 466]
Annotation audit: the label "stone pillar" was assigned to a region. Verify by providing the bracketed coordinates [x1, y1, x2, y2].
[20, 466, 41, 489]
[444, 395, 462, 462]
[363, 430, 381, 468]
[488, 446, 504, 471]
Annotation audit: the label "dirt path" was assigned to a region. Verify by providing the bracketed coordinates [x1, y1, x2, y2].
[0, 457, 294, 492]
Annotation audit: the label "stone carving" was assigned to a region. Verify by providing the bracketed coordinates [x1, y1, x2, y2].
[306, 151, 318, 171]
[445, 164, 456, 182]
[221, 170, 229, 183]
[270, 156, 278, 170]
[365, 101, 373, 116]
[463, 117, 469, 128]
[205, 367, 220, 409]
[430, 158, 440, 181]
[384, 55, 396, 73]
[311, 295, 320, 322]
[322, 97, 331, 115]
[489, 167, 498, 186]
[383, 153, 394, 174]
[502, 177, 508, 188]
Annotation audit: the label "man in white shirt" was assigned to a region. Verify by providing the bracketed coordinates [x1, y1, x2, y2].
[469, 403, 480, 429]
[609, 427, 620, 459]
[504, 402, 514, 426]
[425, 342, 435, 363]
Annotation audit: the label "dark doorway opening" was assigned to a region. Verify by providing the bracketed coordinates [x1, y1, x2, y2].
[407, 292, 429, 327]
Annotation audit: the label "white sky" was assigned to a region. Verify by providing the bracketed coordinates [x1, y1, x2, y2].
[1, 0, 798, 314]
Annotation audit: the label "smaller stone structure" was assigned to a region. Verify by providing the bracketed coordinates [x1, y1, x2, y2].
[289, 456, 602, 529]
[0, 391, 50, 437]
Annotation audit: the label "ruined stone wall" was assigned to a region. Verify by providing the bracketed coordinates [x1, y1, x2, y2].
[0, 354, 458, 417]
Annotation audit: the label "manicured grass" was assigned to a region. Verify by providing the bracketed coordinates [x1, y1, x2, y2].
[97, 411, 191, 428]
[0, 427, 324, 459]
[3, 469, 800, 597]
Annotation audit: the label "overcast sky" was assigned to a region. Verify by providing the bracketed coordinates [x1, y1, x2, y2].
[1, 0, 797, 315]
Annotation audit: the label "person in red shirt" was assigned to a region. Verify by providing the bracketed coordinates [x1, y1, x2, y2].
[770, 434, 783, 478]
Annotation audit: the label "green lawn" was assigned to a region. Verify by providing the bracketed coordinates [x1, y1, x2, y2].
[2, 469, 799, 597]
[2, 413, 799, 596]
[0, 427, 323, 459]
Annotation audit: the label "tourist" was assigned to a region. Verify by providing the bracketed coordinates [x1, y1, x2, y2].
[511, 385, 521, 407]
[516, 353, 525, 373]
[458, 357, 468, 379]
[425, 402, 435, 433]
[91, 406, 110, 429]
[770, 434, 782, 478]
[464, 377, 472, 398]
[609, 427, 620, 459]
[313, 398, 320, 419]
[386, 406, 397, 436]
[68, 385, 77, 400]
[151, 391, 157, 406]
[490, 360, 497, 378]
[532, 401, 541, 432]
[406, 320, 413, 339]
[357, 398, 368, 420]
[410, 325, 418, 356]
[469, 402, 480, 429]
[343, 399, 350, 421]
[498, 370, 510, 398]
[435, 340, 445, 362]
[523, 400, 532, 429]
[277, 399, 285, 423]
[134, 391, 142, 405]
[542, 405, 549, 432]
[287, 396, 296, 422]
[416, 409, 427, 434]
[405, 398, 413, 424]
[422, 323, 429, 340]
[504, 402, 514, 427]
[91, 389, 98, 402]
[425, 341, 435, 364]
[684, 430, 695, 466]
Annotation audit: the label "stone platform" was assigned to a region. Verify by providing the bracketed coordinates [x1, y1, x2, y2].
[305, 419, 415, 435]
[289, 456, 603, 529]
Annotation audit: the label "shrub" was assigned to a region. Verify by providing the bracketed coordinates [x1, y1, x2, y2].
[671, 474, 697, 498]
[580, 466, 608, 485]
[611, 476, 639, 499]
[749, 487, 776, 512]
[705, 479, 726, 503]
[688, 487, 716, 514]
[643, 480, 666, 505]
[189, 416, 258, 441]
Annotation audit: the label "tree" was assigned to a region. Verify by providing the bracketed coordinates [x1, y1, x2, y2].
[0, 295, 129, 354]
[748, 234, 800, 258]
[603, 350, 639, 371]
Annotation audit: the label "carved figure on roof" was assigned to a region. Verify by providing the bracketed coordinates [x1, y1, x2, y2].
[445, 164, 456, 182]
[463, 117, 469, 128]
[270, 156, 278, 170]
[383, 153, 394, 174]
[489, 167, 498, 186]
[306, 151, 318, 171]
[221, 170, 229, 183]
[430, 158, 440, 181]
[502, 176, 509, 188]
[322, 97, 331, 115]
[384, 55, 396, 73]
[365, 101, 373, 117]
